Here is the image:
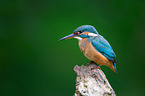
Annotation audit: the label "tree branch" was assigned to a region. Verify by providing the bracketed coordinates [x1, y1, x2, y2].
[74, 63, 116, 96]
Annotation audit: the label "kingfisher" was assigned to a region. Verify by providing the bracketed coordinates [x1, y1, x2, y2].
[59, 25, 117, 73]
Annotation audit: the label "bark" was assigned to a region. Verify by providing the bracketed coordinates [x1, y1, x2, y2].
[74, 63, 116, 96]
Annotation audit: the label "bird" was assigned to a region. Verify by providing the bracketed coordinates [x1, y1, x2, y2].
[59, 25, 117, 73]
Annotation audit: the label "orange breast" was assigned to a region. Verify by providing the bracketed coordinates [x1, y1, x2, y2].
[79, 38, 113, 66]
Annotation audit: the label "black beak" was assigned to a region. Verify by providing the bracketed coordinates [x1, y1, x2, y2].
[59, 33, 76, 41]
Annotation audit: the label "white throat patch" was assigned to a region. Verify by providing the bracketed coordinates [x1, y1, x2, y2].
[74, 36, 82, 40]
[88, 33, 98, 37]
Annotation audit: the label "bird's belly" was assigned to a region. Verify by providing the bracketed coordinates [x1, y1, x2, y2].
[79, 39, 112, 66]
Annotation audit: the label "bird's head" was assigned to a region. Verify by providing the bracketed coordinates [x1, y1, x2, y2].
[59, 25, 99, 41]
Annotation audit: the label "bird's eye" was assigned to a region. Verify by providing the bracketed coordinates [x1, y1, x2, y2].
[79, 30, 83, 33]
[74, 31, 83, 35]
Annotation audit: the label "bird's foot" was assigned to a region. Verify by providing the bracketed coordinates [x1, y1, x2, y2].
[87, 61, 95, 66]
[91, 65, 101, 70]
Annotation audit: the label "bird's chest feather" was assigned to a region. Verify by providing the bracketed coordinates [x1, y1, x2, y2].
[79, 38, 111, 65]
[78, 38, 89, 54]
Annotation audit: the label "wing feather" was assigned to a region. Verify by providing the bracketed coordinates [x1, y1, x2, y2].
[91, 35, 116, 62]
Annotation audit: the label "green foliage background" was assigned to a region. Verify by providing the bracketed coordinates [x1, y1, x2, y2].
[1, 0, 145, 96]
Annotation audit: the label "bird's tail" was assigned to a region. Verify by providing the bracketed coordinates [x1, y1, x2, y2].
[109, 62, 117, 73]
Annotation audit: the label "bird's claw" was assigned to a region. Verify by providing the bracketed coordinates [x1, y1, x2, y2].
[87, 61, 94, 66]
[91, 66, 101, 70]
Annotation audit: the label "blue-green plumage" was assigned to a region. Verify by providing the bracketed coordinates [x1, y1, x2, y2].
[74, 25, 117, 72]
[84, 34, 117, 72]
[74, 25, 98, 34]
[91, 35, 116, 62]
[91, 35, 117, 72]
[59, 25, 117, 72]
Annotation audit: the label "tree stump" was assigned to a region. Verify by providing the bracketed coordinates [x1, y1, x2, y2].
[74, 63, 116, 96]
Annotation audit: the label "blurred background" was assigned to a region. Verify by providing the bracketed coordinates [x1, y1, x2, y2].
[1, 0, 145, 96]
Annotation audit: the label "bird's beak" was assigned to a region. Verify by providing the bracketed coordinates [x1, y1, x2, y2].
[59, 33, 76, 41]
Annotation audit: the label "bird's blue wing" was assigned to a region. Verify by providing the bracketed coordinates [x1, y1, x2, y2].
[91, 35, 116, 62]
